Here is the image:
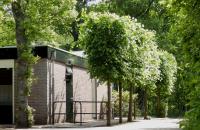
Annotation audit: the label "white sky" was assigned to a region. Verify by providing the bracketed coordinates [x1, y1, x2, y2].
[87, 0, 102, 5]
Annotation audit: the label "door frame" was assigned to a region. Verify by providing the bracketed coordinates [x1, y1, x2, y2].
[0, 59, 15, 124]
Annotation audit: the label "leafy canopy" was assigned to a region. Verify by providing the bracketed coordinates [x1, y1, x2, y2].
[0, 10, 15, 46]
[80, 11, 161, 88]
[0, 0, 77, 46]
[124, 19, 161, 87]
[80, 12, 128, 82]
[169, 0, 200, 129]
[89, 0, 175, 51]
[158, 50, 177, 92]
[155, 50, 177, 117]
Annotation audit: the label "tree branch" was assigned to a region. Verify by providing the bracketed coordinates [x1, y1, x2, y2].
[137, 0, 155, 18]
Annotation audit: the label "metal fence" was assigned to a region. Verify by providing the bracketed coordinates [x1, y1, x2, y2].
[53, 100, 108, 125]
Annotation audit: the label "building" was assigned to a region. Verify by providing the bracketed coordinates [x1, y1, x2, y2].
[0, 45, 108, 125]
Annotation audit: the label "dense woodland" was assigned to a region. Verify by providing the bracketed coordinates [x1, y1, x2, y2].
[0, 0, 200, 129]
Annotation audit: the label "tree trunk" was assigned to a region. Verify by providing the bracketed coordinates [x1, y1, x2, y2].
[119, 81, 122, 123]
[144, 88, 148, 120]
[12, 1, 29, 128]
[156, 86, 161, 117]
[133, 86, 136, 120]
[127, 85, 133, 122]
[107, 81, 111, 126]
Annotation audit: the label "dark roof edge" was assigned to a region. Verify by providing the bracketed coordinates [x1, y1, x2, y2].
[0, 45, 87, 68]
[45, 45, 86, 59]
[0, 45, 86, 59]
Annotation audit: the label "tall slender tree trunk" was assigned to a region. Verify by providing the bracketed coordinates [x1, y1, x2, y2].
[127, 85, 133, 122]
[12, 1, 30, 128]
[156, 86, 161, 117]
[107, 81, 111, 126]
[133, 86, 136, 120]
[144, 88, 148, 120]
[119, 81, 122, 123]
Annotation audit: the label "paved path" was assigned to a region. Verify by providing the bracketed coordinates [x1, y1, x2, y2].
[110, 118, 181, 130]
[16, 118, 181, 130]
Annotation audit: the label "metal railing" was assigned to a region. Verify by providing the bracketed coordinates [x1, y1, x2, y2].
[53, 100, 107, 125]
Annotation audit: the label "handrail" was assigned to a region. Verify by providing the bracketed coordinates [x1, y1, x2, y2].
[53, 100, 108, 125]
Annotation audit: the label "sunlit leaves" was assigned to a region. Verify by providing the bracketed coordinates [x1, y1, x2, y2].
[3, 1, 78, 127]
[80, 12, 163, 88]
[80, 12, 128, 82]
[125, 23, 161, 88]
[152, 50, 177, 117]
[170, 0, 200, 129]
[159, 51, 177, 89]
[0, 10, 15, 46]
[1, 0, 77, 46]
[22, 0, 77, 44]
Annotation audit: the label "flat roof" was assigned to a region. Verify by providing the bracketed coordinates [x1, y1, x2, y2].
[0, 45, 87, 68]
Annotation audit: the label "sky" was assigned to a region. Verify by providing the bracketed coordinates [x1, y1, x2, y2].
[87, 0, 102, 5]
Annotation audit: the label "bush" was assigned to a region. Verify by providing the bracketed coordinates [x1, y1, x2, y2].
[112, 90, 139, 117]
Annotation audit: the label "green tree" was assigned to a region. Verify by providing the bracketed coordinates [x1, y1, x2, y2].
[168, 0, 200, 129]
[89, 0, 175, 51]
[137, 32, 161, 119]
[67, 0, 87, 50]
[121, 17, 161, 120]
[90, 0, 181, 119]
[1, 0, 77, 127]
[0, 10, 15, 46]
[155, 50, 177, 117]
[80, 12, 128, 126]
[112, 90, 138, 117]
[88, 4, 163, 119]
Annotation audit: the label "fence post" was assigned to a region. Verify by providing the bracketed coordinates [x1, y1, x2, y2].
[79, 101, 82, 125]
[52, 102, 55, 124]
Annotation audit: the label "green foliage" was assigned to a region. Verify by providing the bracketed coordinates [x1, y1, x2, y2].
[80, 11, 161, 84]
[79, 13, 129, 125]
[136, 34, 161, 87]
[1, 0, 78, 127]
[112, 90, 138, 117]
[0, 10, 15, 46]
[169, 0, 200, 129]
[154, 50, 177, 117]
[80, 12, 128, 82]
[25, 105, 35, 127]
[125, 25, 161, 119]
[23, 0, 77, 42]
[1, 0, 77, 46]
[90, 1, 164, 87]
[90, 0, 183, 119]
[158, 50, 177, 93]
[17, 45, 40, 96]
[168, 68, 189, 117]
[80, 12, 164, 120]
[180, 86, 200, 130]
[89, 0, 175, 51]
[148, 94, 168, 116]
